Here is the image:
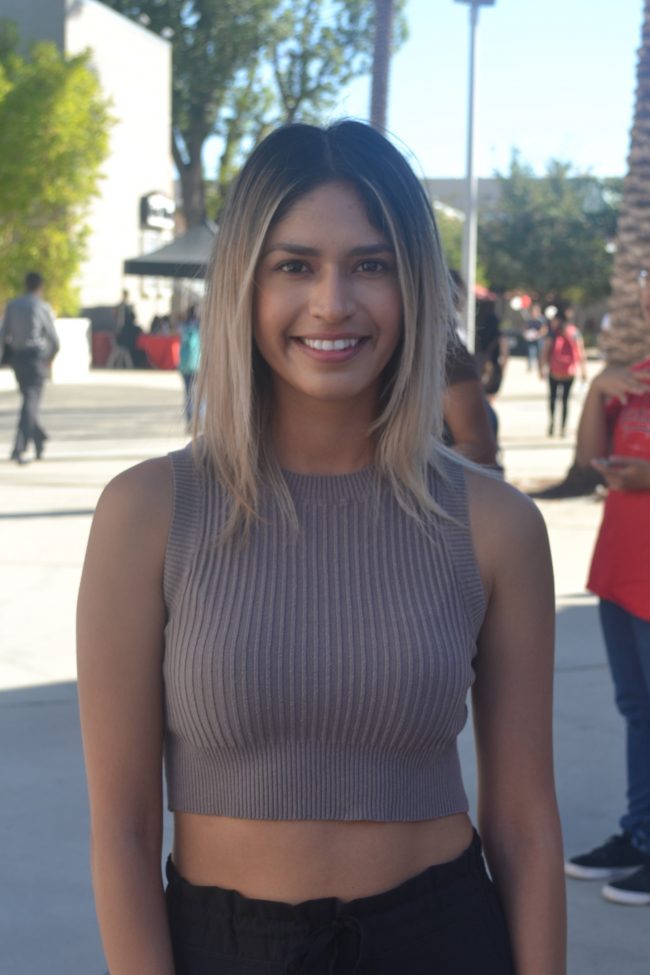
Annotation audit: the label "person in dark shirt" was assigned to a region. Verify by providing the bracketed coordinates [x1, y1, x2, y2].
[0, 271, 60, 464]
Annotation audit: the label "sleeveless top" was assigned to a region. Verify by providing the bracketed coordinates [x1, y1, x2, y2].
[162, 445, 486, 820]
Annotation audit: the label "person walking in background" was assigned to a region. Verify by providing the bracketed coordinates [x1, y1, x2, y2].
[540, 309, 587, 436]
[115, 288, 135, 334]
[522, 302, 547, 372]
[565, 278, 650, 906]
[77, 120, 564, 975]
[0, 271, 59, 464]
[178, 304, 201, 430]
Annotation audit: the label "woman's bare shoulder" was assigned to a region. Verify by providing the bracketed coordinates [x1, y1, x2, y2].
[463, 465, 549, 585]
[93, 455, 173, 560]
[100, 454, 172, 503]
[464, 464, 541, 520]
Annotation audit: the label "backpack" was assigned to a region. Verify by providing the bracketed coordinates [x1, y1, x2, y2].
[549, 326, 579, 378]
[179, 323, 200, 374]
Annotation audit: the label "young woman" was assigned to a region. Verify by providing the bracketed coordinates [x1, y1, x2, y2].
[566, 343, 650, 905]
[77, 121, 565, 975]
[540, 311, 587, 437]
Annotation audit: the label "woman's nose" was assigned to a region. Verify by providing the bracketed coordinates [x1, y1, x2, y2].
[309, 269, 355, 322]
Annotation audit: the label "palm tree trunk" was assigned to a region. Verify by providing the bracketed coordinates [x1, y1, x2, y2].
[604, 0, 650, 365]
[370, 0, 395, 130]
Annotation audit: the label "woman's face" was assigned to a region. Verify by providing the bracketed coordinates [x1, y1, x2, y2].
[254, 181, 403, 413]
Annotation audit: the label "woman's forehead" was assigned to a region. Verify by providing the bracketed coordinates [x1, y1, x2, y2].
[266, 181, 391, 246]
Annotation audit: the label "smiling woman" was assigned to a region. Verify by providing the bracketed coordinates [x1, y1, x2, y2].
[194, 121, 454, 537]
[77, 121, 565, 975]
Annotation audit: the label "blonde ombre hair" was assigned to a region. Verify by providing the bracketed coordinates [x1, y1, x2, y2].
[193, 121, 455, 536]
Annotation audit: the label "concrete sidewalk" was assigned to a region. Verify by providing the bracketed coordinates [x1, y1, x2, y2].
[1, 359, 648, 973]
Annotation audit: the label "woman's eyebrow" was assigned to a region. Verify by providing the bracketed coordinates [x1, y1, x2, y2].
[263, 241, 394, 257]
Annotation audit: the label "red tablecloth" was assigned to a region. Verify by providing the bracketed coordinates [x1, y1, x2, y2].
[92, 332, 113, 366]
[136, 333, 180, 370]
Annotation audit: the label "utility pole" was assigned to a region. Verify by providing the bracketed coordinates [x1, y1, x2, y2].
[454, 0, 495, 352]
[370, 0, 396, 129]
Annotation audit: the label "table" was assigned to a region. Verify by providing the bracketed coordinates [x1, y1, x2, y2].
[91, 332, 112, 366]
[136, 333, 180, 370]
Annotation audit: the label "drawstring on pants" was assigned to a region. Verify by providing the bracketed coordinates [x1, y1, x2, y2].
[285, 914, 364, 974]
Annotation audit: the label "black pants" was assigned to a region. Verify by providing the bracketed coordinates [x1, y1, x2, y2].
[548, 376, 574, 433]
[165, 832, 514, 974]
[12, 350, 48, 455]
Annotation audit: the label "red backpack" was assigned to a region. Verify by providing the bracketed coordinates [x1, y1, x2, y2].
[549, 326, 580, 378]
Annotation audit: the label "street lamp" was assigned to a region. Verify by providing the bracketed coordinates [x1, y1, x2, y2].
[454, 0, 495, 353]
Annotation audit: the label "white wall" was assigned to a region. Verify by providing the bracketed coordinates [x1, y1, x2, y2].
[1, 1, 173, 322]
[65, 1, 174, 315]
[50, 318, 92, 383]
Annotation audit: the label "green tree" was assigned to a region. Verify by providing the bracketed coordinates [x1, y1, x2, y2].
[434, 207, 463, 271]
[0, 23, 112, 313]
[104, 0, 276, 227]
[210, 0, 402, 215]
[102, 1, 400, 224]
[478, 152, 620, 307]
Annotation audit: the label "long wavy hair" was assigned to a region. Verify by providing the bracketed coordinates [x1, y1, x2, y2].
[193, 120, 455, 536]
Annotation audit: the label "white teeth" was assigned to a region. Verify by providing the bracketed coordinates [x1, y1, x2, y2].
[302, 338, 361, 351]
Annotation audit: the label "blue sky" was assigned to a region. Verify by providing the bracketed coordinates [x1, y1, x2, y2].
[330, 0, 641, 179]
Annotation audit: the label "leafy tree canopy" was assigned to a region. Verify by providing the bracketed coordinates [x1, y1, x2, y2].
[0, 21, 112, 313]
[478, 151, 621, 308]
[102, 0, 406, 223]
[434, 207, 463, 272]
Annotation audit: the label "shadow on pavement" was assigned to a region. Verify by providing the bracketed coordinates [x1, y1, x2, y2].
[1, 681, 104, 975]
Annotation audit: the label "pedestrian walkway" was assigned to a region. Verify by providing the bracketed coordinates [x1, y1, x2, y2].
[0, 359, 647, 973]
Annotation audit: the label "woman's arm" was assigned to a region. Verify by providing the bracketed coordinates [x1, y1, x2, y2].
[576, 366, 650, 466]
[467, 471, 566, 975]
[77, 458, 175, 975]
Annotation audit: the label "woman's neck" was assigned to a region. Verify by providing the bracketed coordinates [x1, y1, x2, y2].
[270, 395, 378, 475]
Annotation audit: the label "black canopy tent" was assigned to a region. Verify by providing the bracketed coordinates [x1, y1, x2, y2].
[123, 221, 217, 279]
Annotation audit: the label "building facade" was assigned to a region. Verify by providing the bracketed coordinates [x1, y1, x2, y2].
[2, 0, 174, 322]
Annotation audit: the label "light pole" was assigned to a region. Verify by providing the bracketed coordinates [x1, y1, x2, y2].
[454, 0, 495, 353]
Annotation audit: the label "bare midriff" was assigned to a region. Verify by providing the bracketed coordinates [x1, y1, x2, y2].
[172, 811, 474, 903]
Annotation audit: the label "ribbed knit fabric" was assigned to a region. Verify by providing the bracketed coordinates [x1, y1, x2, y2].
[163, 445, 486, 821]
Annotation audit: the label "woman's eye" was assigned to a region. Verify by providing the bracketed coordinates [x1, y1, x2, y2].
[357, 260, 387, 274]
[277, 260, 308, 274]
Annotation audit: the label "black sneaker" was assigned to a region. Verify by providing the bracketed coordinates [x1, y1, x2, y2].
[564, 833, 645, 880]
[602, 865, 650, 905]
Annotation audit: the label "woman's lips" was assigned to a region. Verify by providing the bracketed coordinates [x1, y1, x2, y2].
[293, 336, 369, 362]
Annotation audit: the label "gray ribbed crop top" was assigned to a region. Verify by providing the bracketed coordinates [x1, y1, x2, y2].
[162, 445, 486, 821]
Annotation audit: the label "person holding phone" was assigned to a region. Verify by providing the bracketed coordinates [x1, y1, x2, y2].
[566, 346, 650, 904]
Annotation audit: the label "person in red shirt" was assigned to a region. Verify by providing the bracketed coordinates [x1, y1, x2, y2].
[565, 274, 650, 905]
[539, 309, 587, 437]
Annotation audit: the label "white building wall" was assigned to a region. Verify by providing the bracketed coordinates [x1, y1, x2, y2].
[1, 0, 173, 320]
[65, 1, 174, 313]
